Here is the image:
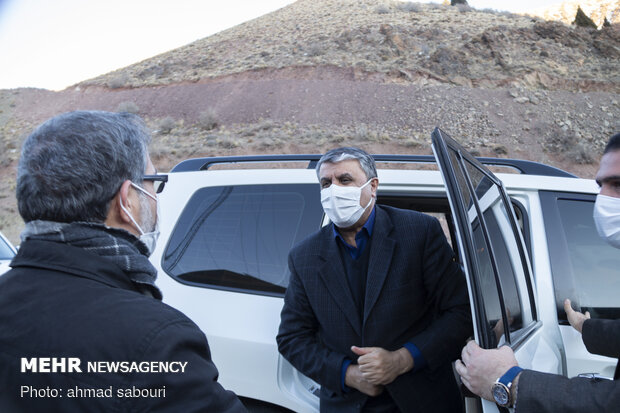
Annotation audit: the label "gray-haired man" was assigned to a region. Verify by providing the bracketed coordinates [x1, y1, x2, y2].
[0, 111, 246, 412]
[277, 147, 472, 412]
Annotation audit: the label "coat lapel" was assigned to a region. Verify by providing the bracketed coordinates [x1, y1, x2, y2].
[364, 206, 396, 324]
[318, 227, 362, 336]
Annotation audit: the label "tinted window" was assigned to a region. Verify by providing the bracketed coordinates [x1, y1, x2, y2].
[434, 129, 535, 348]
[446, 152, 518, 347]
[471, 217, 506, 347]
[162, 184, 322, 296]
[483, 207, 523, 335]
[541, 192, 620, 320]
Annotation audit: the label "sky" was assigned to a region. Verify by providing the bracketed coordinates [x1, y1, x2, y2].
[0, 0, 562, 90]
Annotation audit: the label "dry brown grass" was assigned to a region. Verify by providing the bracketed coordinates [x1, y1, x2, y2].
[81, 0, 619, 92]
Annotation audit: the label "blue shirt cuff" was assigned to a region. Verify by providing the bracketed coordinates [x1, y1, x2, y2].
[403, 342, 426, 372]
[341, 359, 352, 393]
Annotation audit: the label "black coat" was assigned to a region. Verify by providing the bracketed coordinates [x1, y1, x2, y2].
[0, 239, 246, 413]
[277, 205, 472, 412]
[516, 318, 620, 412]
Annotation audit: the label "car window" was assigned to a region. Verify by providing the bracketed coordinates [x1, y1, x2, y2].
[162, 184, 322, 296]
[470, 216, 507, 347]
[0, 237, 14, 260]
[377, 194, 454, 247]
[432, 128, 536, 349]
[463, 163, 529, 346]
[447, 150, 514, 348]
[482, 207, 524, 336]
[541, 192, 620, 321]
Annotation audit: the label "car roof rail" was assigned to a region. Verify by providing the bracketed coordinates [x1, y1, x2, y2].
[171, 154, 577, 178]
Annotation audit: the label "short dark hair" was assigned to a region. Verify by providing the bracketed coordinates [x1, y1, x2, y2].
[316, 147, 378, 181]
[17, 111, 151, 223]
[604, 133, 620, 154]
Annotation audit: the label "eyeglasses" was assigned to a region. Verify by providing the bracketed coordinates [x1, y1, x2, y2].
[142, 174, 168, 194]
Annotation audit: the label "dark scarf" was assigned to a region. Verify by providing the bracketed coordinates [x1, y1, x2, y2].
[21, 220, 162, 299]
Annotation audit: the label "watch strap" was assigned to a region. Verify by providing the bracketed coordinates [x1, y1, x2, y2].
[493, 366, 523, 408]
[498, 366, 523, 386]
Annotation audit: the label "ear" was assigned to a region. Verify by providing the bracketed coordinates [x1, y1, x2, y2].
[105, 180, 136, 230]
[370, 177, 379, 198]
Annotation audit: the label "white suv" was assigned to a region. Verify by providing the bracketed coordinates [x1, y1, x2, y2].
[151, 128, 618, 413]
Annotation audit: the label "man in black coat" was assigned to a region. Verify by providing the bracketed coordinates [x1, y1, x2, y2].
[0, 111, 246, 412]
[456, 133, 620, 412]
[277, 147, 472, 412]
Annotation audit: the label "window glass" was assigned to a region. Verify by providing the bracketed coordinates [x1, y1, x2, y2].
[556, 198, 620, 319]
[449, 150, 472, 210]
[471, 218, 506, 348]
[448, 152, 531, 347]
[464, 159, 530, 336]
[162, 184, 322, 295]
[463, 159, 492, 201]
[444, 152, 507, 347]
[483, 207, 523, 335]
[0, 237, 14, 260]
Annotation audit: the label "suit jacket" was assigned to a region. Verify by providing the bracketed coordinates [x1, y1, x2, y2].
[516, 318, 620, 412]
[277, 205, 472, 413]
[0, 239, 246, 413]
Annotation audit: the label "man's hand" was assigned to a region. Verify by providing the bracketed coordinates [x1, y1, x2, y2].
[455, 341, 518, 401]
[564, 299, 590, 334]
[344, 364, 384, 396]
[351, 346, 413, 386]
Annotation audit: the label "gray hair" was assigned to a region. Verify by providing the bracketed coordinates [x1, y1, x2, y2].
[316, 147, 377, 180]
[17, 110, 151, 223]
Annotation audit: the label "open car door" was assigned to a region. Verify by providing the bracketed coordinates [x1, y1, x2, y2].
[431, 128, 562, 412]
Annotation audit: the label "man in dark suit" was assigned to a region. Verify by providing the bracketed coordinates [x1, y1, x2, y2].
[0, 111, 246, 412]
[277, 147, 472, 412]
[456, 132, 620, 412]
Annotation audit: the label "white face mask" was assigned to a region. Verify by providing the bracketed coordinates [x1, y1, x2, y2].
[593, 194, 620, 249]
[119, 182, 161, 256]
[321, 179, 373, 228]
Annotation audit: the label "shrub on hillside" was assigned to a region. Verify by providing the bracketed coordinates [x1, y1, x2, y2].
[198, 109, 219, 131]
[158, 117, 176, 135]
[354, 124, 370, 141]
[572, 6, 597, 29]
[306, 42, 324, 57]
[546, 128, 594, 164]
[567, 141, 594, 164]
[107, 74, 129, 89]
[603, 17, 611, 27]
[397, 2, 421, 12]
[450, 0, 467, 5]
[116, 101, 139, 114]
[375, 5, 390, 14]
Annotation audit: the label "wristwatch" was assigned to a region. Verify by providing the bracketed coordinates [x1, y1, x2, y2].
[492, 366, 523, 407]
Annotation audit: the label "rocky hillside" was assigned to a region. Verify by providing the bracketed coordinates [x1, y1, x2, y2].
[530, 0, 619, 27]
[0, 0, 618, 244]
[84, 0, 619, 92]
